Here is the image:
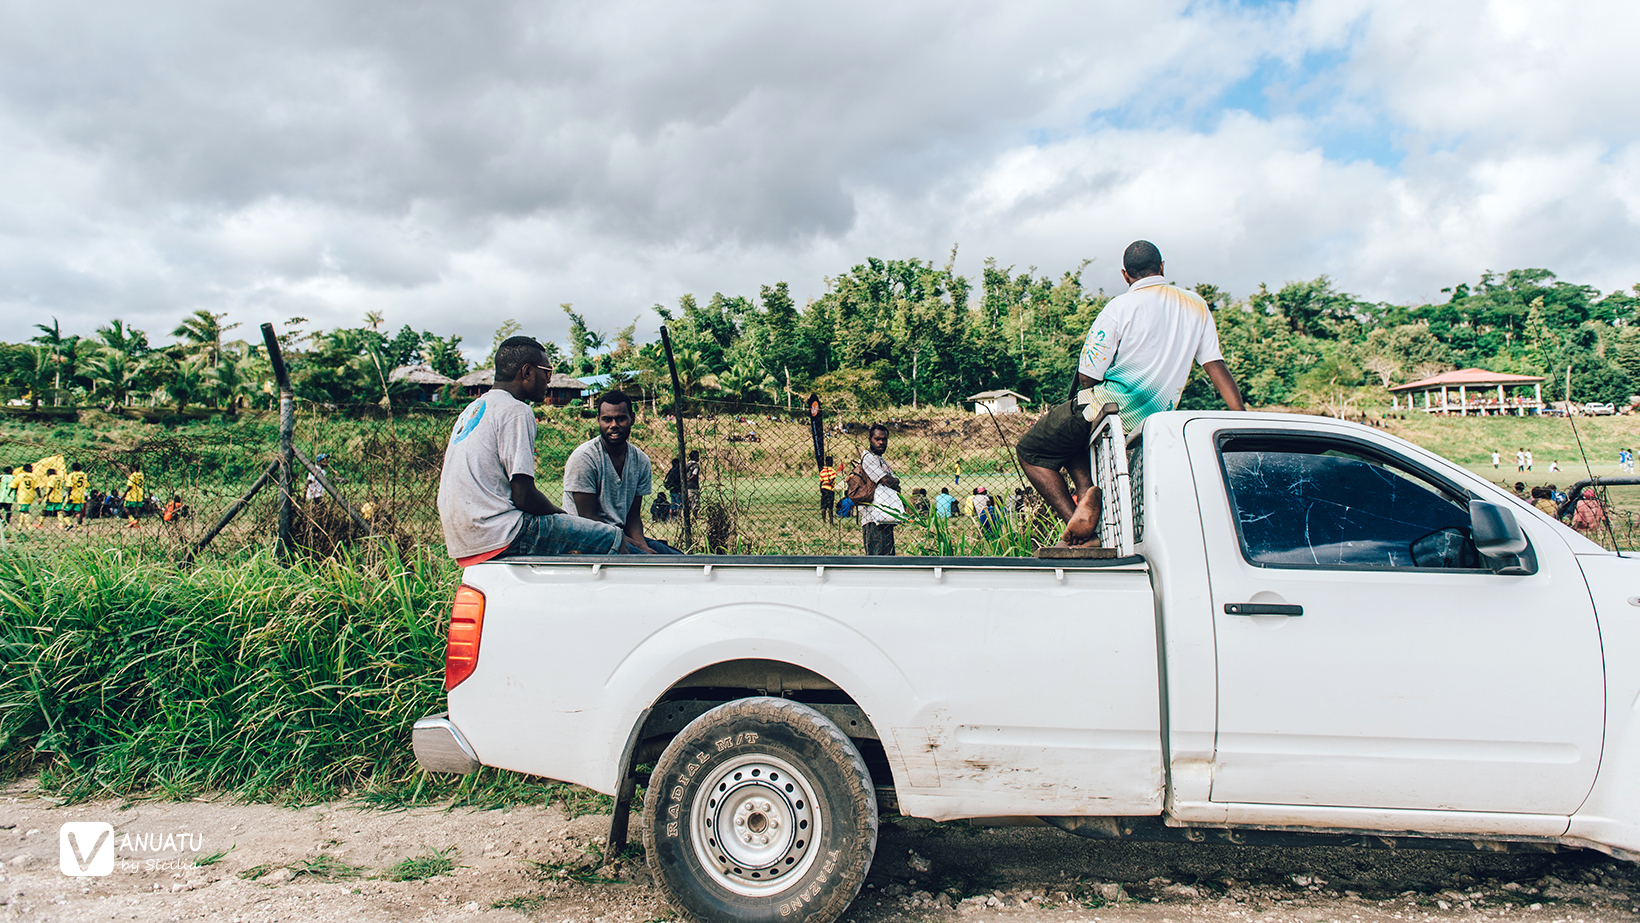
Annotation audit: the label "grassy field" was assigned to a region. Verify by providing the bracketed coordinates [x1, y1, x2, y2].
[0, 542, 619, 812]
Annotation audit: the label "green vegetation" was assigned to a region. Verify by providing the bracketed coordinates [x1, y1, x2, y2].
[383, 846, 459, 881]
[491, 895, 549, 912]
[0, 543, 622, 809]
[2, 261, 1637, 421]
[289, 853, 367, 881]
[192, 845, 233, 867]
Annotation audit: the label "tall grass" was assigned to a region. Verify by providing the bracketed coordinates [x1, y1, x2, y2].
[0, 543, 608, 810]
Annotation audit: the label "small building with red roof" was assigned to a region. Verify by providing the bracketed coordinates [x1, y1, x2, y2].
[1388, 368, 1546, 416]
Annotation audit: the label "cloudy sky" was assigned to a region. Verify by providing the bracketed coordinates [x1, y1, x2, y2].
[3, 0, 1639, 356]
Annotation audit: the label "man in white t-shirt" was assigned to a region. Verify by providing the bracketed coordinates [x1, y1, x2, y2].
[436, 336, 623, 565]
[1016, 240, 1246, 545]
[859, 423, 904, 555]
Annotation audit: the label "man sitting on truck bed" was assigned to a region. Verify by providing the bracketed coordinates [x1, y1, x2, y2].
[1017, 239, 1247, 545]
[563, 390, 682, 554]
[437, 336, 624, 564]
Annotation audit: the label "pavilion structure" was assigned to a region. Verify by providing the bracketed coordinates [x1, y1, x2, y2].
[1388, 368, 1545, 416]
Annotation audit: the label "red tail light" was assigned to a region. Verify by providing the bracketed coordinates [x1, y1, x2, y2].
[445, 585, 486, 691]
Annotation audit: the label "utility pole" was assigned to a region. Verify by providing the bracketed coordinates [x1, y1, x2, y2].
[262, 323, 295, 560]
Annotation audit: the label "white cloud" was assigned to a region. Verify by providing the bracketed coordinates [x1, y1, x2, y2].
[1, 0, 1638, 356]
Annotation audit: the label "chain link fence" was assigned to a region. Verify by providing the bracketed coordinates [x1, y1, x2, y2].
[8, 400, 1640, 559]
[0, 397, 1074, 559]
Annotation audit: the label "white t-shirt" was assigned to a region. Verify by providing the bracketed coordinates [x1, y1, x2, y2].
[436, 390, 537, 558]
[1079, 275, 1224, 433]
[859, 450, 904, 525]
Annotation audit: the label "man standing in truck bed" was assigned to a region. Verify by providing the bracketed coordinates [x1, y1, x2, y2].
[437, 336, 623, 563]
[1017, 240, 1246, 544]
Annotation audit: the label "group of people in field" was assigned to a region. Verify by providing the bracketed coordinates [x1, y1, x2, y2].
[436, 240, 1250, 560]
[0, 462, 150, 530]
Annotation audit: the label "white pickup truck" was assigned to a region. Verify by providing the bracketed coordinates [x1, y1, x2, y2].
[414, 410, 1640, 923]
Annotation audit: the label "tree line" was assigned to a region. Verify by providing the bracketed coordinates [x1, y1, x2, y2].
[3, 259, 1638, 416]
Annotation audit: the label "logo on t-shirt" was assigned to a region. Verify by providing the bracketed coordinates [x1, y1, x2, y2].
[450, 401, 486, 446]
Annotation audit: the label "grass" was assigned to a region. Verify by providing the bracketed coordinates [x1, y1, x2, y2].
[528, 859, 624, 885]
[491, 895, 549, 912]
[290, 852, 367, 880]
[383, 846, 459, 881]
[0, 541, 634, 811]
[193, 845, 233, 866]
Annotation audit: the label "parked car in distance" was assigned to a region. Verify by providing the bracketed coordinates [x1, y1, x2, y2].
[1583, 402, 1617, 415]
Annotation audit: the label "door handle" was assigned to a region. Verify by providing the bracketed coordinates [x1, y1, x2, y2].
[1224, 603, 1303, 616]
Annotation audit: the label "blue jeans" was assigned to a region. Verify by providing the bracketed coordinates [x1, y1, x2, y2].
[498, 512, 623, 557]
[623, 537, 684, 555]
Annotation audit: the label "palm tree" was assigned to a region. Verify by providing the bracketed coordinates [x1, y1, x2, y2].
[152, 355, 206, 414]
[208, 344, 271, 413]
[96, 319, 150, 357]
[30, 318, 70, 404]
[11, 346, 55, 412]
[171, 310, 239, 370]
[84, 349, 143, 409]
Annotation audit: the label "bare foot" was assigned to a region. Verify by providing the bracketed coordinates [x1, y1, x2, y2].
[1059, 486, 1103, 546]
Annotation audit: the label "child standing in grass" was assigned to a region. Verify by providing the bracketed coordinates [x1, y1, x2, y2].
[41, 468, 64, 529]
[123, 469, 145, 527]
[66, 463, 88, 527]
[13, 464, 36, 526]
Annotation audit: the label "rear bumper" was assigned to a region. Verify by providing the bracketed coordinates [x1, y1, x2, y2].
[413, 712, 481, 774]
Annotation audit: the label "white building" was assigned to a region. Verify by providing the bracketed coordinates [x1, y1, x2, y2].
[966, 388, 1031, 415]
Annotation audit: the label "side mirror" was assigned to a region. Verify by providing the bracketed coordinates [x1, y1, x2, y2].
[1470, 500, 1528, 556]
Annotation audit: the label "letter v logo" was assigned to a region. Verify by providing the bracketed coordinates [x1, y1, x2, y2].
[59, 822, 114, 876]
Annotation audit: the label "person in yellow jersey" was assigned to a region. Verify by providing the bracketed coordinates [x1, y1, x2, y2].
[124, 468, 145, 527]
[817, 455, 837, 523]
[40, 467, 65, 528]
[13, 464, 37, 524]
[65, 462, 89, 528]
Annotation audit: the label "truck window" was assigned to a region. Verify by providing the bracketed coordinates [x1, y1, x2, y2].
[1218, 434, 1479, 570]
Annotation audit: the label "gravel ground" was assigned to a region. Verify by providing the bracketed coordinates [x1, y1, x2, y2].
[3, 777, 1638, 922]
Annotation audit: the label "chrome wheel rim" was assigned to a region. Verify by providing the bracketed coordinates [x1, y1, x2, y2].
[689, 753, 820, 896]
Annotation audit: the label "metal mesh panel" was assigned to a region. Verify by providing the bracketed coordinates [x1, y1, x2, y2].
[0, 398, 1064, 558]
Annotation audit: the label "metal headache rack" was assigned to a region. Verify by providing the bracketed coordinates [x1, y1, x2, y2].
[1089, 407, 1137, 558]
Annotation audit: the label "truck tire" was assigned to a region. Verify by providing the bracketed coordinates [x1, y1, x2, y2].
[642, 697, 878, 923]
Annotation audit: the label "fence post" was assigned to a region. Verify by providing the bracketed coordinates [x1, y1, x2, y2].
[660, 326, 691, 552]
[262, 323, 295, 560]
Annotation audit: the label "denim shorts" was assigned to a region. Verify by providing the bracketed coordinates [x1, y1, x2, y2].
[499, 512, 623, 557]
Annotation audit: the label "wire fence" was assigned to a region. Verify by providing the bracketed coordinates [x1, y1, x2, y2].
[0, 398, 1067, 560]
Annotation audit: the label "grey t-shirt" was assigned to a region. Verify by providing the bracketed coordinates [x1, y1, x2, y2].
[437, 390, 537, 558]
[563, 438, 652, 529]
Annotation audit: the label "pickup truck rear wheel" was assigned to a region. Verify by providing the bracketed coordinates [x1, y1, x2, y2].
[642, 697, 877, 923]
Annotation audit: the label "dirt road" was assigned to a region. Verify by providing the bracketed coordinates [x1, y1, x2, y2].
[4, 778, 1637, 922]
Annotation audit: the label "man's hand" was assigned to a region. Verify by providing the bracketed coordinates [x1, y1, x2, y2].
[880, 474, 901, 491]
[510, 474, 566, 516]
[624, 498, 653, 553]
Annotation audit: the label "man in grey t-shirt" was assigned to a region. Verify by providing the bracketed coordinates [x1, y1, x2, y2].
[563, 390, 682, 554]
[436, 337, 623, 563]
